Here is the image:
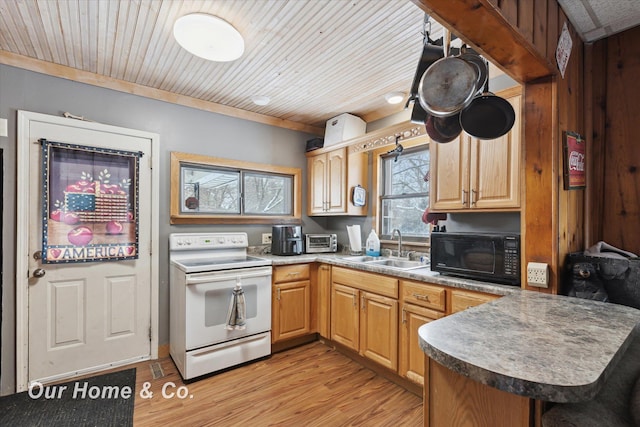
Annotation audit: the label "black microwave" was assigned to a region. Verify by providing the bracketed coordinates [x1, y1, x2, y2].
[430, 232, 520, 285]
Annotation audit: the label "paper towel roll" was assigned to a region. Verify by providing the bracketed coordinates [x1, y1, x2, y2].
[346, 225, 362, 253]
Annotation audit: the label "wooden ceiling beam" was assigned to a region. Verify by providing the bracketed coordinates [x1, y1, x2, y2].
[411, 0, 555, 83]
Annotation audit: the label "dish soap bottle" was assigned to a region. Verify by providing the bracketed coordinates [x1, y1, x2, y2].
[365, 230, 381, 256]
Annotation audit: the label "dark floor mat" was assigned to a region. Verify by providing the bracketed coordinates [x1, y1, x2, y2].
[0, 368, 136, 427]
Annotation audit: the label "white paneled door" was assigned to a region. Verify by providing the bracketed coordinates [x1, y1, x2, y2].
[17, 111, 157, 388]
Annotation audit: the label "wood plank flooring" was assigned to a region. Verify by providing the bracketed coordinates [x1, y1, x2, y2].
[132, 341, 423, 426]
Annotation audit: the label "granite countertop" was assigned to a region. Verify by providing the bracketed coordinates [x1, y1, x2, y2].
[418, 292, 640, 402]
[259, 253, 520, 296]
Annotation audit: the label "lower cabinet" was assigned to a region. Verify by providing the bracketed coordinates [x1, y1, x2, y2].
[399, 280, 446, 385]
[316, 264, 332, 339]
[360, 291, 398, 370]
[330, 267, 399, 371]
[331, 283, 360, 350]
[272, 264, 311, 343]
[400, 303, 444, 385]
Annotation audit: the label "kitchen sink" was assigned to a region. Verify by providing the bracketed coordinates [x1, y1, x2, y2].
[343, 255, 384, 262]
[366, 259, 425, 270]
[342, 256, 427, 270]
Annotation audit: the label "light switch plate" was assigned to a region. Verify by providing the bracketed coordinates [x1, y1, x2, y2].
[527, 262, 549, 287]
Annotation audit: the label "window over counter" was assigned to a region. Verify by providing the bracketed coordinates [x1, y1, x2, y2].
[170, 152, 301, 224]
[374, 138, 430, 242]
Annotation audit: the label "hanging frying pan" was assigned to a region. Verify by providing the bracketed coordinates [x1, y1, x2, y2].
[459, 78, 516, 140]
[459, 46, 488, 96]
[418, 28, 479, 117]
[406, 42, 444, 110]
[425, 112, 462, 143]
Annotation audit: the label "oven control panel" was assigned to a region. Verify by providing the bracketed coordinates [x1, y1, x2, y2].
[170, 233, 249, 250]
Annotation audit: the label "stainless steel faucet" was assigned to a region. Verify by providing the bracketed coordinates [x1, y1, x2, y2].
[391, 229, 402, 257]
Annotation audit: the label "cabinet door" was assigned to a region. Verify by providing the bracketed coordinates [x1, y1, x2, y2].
[430, 134, 470, 211]
[308, 154, 327, 214]
[400, 303, 443, 385]
[359, 291, 398, 371]
[326, 148, 347, 212]
[272, 280, 311, 343]
[469, 93, 521, 209]
[331, 283, 359, 351]
[317, 264, 331, 339]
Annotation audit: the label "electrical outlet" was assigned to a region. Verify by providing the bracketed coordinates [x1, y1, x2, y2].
[527, 262, 549, 287]
[262, 233, 272, 244]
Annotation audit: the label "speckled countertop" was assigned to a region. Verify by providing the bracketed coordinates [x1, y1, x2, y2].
[262, 253, 640, 403]
[258, 253, 520, 296]
[418, 292, 640, 403]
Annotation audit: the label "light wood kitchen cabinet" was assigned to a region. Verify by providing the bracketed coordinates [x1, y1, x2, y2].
[399, 280, 446, 385]
[272, 264, 311, 343]
[331, 282, 360, 350]
[306, 147, 367, 216]
[360, 291, 398, 371]
[400, 303, 443, 385]
[330, 267, 399, 371]
[316, 264, 332, 339]
[449, 288, 500, 315]
[430, 90, 521, 211]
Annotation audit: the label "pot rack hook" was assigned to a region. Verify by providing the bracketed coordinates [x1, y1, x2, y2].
[386, 134, 404, 162]
[422, 13, 433, 45]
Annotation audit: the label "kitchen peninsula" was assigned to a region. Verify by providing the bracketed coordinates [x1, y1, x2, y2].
[418, 292, 640, 426]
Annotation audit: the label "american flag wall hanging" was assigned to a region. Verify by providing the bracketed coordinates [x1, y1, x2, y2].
[40, 139, 142, 263]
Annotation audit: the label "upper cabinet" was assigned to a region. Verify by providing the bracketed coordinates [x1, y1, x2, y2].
[307, 147, 368, 216]
[430, 89, 522, 212]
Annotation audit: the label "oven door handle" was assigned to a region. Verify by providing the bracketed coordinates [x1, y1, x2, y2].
[185, 268, 272, 285]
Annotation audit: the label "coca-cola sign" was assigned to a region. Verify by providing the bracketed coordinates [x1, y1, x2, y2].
[563, 131, 586, 189]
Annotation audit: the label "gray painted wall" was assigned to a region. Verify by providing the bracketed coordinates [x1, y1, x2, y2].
[0, 64, 329, 394]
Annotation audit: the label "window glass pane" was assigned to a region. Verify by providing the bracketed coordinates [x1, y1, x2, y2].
[243, 172, 293, 215]
[381, 196, 429, 237]
[380, 145, 430, 239]
[383, 148, 430, 196]
[181, 166, 240, 213]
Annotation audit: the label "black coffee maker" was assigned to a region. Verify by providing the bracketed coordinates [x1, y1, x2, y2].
[271, 225, 303, 255]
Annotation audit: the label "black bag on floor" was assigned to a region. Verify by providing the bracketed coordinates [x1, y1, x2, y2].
[566, 252, 640, 309]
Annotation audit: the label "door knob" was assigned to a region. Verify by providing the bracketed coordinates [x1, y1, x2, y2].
[33, 268, 46, 278]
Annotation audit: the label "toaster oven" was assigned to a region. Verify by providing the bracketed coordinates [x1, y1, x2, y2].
[305, 234, 337, 253]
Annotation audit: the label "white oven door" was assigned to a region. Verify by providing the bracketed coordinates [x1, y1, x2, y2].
[184, 266, 272, 350]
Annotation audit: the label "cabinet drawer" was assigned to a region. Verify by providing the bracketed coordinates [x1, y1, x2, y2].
[273, 264, 310, 283]
[450, 289, 499, 314]
[332, 266, 398, 298]
[400, 280, 446, 312]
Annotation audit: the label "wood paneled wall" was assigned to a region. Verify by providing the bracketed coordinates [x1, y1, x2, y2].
[587, 26, 640, 255]
[413, 0, 587, 294]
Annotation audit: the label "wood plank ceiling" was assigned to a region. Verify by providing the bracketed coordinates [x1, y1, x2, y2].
[1, 0, 443, 132]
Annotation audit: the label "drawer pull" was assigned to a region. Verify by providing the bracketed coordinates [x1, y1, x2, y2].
[287, 271, 300, 276]
[412, 293, 430, 301]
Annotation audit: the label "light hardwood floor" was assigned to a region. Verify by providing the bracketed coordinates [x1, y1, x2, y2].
[132, 341, 423, 426]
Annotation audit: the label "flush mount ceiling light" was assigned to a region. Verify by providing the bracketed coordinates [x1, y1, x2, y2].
[251, 95, 271, 106]
[173, 13, 244, 62]
[385, 91, 406, 105]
